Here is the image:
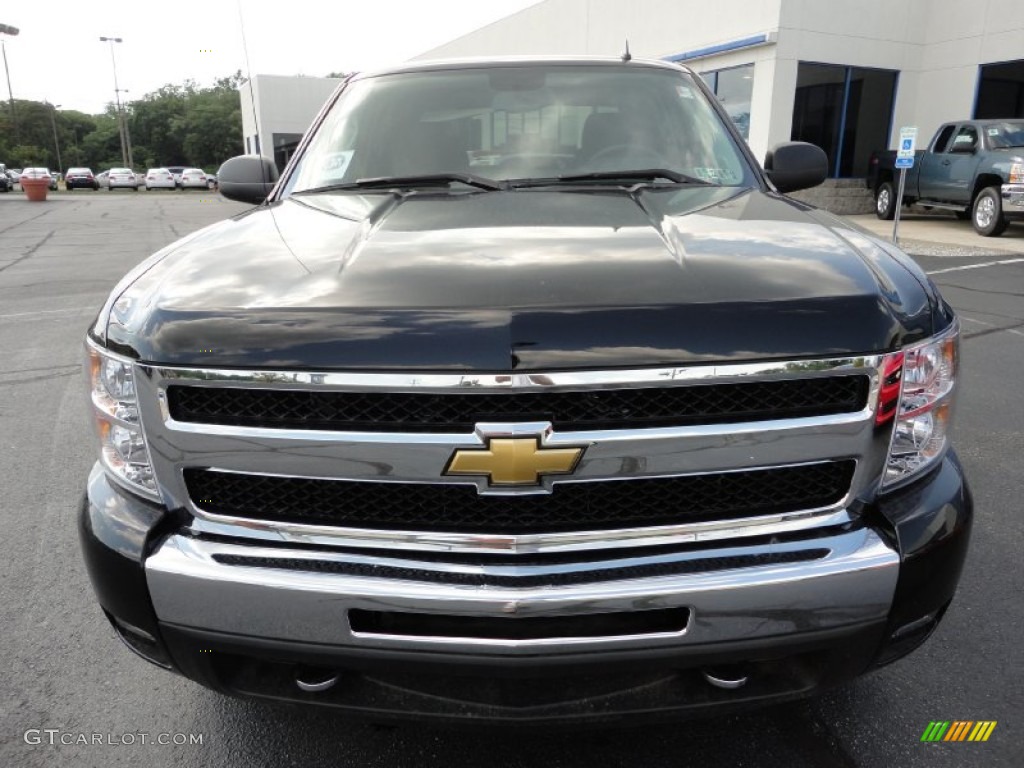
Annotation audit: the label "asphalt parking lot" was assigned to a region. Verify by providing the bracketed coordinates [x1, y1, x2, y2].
[0, 192, 1021, 767]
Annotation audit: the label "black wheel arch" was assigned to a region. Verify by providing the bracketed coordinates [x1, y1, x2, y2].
[972, 173, 1004, 202]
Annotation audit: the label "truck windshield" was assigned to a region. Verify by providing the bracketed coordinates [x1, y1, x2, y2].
[286, 64, 756, 193]
[985, 121, 1024, 148]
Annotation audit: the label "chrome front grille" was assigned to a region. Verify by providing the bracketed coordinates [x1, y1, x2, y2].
[135, 357, 887, 554]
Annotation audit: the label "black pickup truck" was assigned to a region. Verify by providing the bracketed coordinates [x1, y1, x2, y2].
[80, 57, 972, 725]
[868, 119, 1024, 236]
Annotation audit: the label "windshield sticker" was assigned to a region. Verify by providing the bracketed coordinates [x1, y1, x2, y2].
[676, 86, 695, 99]
[988, 128, 1000, 136]
[693, 167, 733, 183]
[324, 150, 354, 176]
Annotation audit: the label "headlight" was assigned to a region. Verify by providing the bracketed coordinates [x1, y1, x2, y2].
[86, 339, 160, 500]
[878, 321, 959, 489]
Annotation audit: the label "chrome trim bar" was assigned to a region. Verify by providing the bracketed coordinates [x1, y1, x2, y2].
[188, 493, 853, 555]
[145, 527, 898, 653]
[144, 355, 881, 391]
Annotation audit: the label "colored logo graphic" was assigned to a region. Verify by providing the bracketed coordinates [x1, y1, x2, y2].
[921, 721, 997, 742]
[444, 437, 585, 487]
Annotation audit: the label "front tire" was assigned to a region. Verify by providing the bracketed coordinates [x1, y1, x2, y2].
[972, 187, 1008, 237]
[875, 181, 896, 220]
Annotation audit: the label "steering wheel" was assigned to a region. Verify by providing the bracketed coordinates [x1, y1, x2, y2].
[583, 144, 669, 170]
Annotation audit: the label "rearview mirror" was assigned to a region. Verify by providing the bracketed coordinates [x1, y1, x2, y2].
[217, 155, 279, 204]
[764, 142, 829, 193]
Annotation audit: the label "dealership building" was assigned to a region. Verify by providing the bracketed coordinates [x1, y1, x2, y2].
[417, 0, 1024, 182]
[241, 0, 1023, 203]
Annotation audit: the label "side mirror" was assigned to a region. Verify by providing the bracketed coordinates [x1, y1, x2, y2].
[217, 155, 279, 204]
[764, 142, 829, 193]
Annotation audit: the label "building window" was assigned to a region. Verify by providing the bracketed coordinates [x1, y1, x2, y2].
[791, 63, 898, 178]
[701, 64, 753, 140]
[975, 60, 1024, 119]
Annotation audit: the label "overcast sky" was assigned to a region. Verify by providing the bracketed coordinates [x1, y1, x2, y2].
[0, 0, 541, 114]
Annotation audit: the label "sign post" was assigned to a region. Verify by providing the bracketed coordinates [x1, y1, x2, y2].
[893, 126, 918, 244]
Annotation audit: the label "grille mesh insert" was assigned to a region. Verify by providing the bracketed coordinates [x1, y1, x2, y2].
[185, 461, 855, 534]
[167, 375, 869, 433]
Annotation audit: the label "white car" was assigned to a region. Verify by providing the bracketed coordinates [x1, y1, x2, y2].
[108, 168, 139, 191]
[179, 168, 208, 189]
[166, 165, 187, 188]
[21, 167, 58, 191]
[144, 168, 176, 191]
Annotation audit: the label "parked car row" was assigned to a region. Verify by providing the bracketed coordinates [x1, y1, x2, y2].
[0, 165, 220, 192]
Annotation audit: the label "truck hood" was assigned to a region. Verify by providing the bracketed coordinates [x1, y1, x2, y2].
[105, 187, 938, 370]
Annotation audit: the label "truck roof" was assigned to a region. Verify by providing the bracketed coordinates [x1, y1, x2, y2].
[350, 56, 694, 82]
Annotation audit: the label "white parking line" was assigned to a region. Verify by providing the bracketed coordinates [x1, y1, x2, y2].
[927, 257, 1024, 275]
[0, 306, 94, 320]
[961, 316, 1024, 338]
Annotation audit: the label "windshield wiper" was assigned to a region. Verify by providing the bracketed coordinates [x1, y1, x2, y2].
[296, 173, 505, 194]
[508, 169, 714, 188]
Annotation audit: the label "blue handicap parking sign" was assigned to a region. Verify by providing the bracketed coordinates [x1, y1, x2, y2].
[895, 156, 915, 168]
[901, 138, 913, 150]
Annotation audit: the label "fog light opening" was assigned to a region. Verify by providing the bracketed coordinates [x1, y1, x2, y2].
[109, 615, 172, 669]
[891, 609, 941, 642]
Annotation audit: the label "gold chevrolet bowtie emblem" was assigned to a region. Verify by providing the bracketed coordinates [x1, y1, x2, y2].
[444, 437, 585, 487]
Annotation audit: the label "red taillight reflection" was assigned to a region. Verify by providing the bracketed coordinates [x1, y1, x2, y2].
[876, 351, 904, 425]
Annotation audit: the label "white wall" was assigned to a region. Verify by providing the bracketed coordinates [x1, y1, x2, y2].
[417, 0, 782, 63]
[912, 0, 1024, 146]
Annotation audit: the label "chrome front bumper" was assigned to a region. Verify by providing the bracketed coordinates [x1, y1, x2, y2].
[1003, 183, 1024, 214]
[145, 527, 899, 655]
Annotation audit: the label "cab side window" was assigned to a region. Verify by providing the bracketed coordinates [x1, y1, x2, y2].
[932, 125, 956, 153]
[949, 125, 978, 153]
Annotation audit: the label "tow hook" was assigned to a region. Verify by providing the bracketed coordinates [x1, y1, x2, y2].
[702, 665, 750, 690]
[294, 666, 340, 693]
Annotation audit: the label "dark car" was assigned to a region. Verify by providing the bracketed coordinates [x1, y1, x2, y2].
[0, 163, 12, 192]
[81, 57, 971, 726]
[65, 167, 100, 190]
[869, 119, 1024, 236]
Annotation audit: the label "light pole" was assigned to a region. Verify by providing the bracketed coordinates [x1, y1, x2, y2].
[47, 101, 62, 173]
[0, 23, 18, 141]
[116, 88, 134, 168]
[99, 36, 128, 167]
